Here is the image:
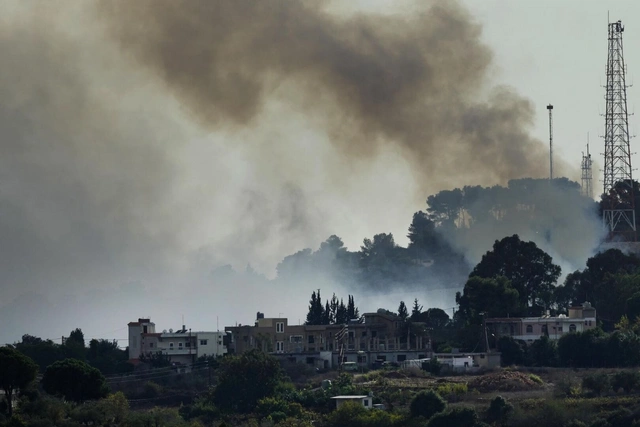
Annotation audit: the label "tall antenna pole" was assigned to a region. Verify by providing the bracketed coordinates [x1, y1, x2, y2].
[581, 136, 593, 199]
[547, 105, 554, 181]
[602, 19, 636, 241]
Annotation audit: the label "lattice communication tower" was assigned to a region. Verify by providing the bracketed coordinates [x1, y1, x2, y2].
[602, 20, 636, 241]
[581, 142, 593, 199]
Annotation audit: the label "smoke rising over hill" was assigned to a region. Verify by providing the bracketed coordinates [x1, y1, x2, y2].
[0, 1, 590, 345]
[97, 0, 565, 188]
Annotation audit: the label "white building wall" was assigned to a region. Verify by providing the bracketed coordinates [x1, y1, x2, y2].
[196, 332, 227, 358]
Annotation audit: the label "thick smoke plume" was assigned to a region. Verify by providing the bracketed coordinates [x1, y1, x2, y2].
[97, 0, 567, 189]
[0, 1, 584, 345]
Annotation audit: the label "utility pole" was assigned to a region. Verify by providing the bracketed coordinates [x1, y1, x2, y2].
[547, 104, 554, 181]
[581, 138, 593, 199]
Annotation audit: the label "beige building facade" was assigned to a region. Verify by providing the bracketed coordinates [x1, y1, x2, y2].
[486, 302, 597, 343]
[225, 310, 432, 368]
[128, 318, 227, 365]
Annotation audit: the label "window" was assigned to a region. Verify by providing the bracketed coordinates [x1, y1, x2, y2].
[308, 335, 315, 344]
[169, 342, 174, 348]
[588, 320, 592, 326]
[526, 325, 533, 333]
[542, 325, 548, 334]
[185, 342, 190, 347]
[200, 340, 208, 346]
[290, 335, 303, 343]
[570, 324, 577, 332]
[558, 327, 563, 333]
[361, 331, 367, 337]
[276, 322, 284, 333]
[143, 326, 148, 334]
[149, 343, 154, 348]
[276, 341, 284, 353]
[364, 399, 369, 407]
[178, 342, 183, 348]
[397, 355, 406, 362]
[371, 331, 377, 338]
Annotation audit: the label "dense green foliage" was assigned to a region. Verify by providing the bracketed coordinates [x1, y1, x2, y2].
[306, 291, 359, 325]
[0, 347, 38, 416]
[42, 359, 108, 403]
[409, 390, 446, 419]
[213, 349, 284, 413]
[459, 235, 561, 319]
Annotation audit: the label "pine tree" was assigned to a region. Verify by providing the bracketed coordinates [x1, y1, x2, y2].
[398, 301, 409, 321]
[330, 293, 339, 324]
[323, 301, 331, 325]
[336, 299, 348, 325]
[411, 298, 423, 321]
[305, 289, 325, 325]
[347, 295, 358, 320]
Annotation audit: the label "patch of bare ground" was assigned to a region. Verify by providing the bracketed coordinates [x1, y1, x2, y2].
[468, 370, 545, 393]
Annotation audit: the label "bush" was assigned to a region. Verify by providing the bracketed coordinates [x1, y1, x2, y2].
[142, 381, 163, 398]
[410, 390, 446, 419]
[611, 371, 640, 394]
[424, 358, 442, 375]
[427, 407, 480, 427]
[497, 336, 527, 366]
[554, 375, 581, 398]
[582, 373, 610, 396]
[325, 401, 403, 427]
[529, 374, 543, 384]
[485, 396, 513, 425]
[256, 397, 302, 419]
[435, 383, 468, 401]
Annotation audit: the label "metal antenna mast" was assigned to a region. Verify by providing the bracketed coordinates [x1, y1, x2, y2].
[581, 138, 593, 199]
[602, 20, 636, 241]
[547, 104, 554, 181]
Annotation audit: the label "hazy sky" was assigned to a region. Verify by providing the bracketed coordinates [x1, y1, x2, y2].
[1, 0, 639, 346]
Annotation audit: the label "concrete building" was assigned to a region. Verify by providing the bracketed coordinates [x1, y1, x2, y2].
[433, 352, 502, 371]
[225, 310, 432, 369]
[331, 395, 373, 410]
[486, 302, 597, 343]
[128, 318, 227, 365]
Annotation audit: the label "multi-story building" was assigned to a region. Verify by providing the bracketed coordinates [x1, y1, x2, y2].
[486, 302, 597, 343]
[128, 318, 227, 365]
[225, 310, 433, 368]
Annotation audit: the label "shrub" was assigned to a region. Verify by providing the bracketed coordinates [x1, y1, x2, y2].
[582, 373, 610, 396]
[485, 395, 513, 425]
[611, 371, 640, 394]
[529, 374, 543, 384]
[325, 401, 403, 427]
[435, 382, 468, 401]
[554, 375, 581, 398]
[424, 358, 442, 375]
[257, 397, 302, 419]
[142, 381, 163, 398]
[410, 390, 446, 419]
[427, 407, 479, 427]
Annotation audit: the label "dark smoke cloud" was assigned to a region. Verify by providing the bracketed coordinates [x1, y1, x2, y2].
[97, 0, 567, 188]
[0, 1, 579, 344]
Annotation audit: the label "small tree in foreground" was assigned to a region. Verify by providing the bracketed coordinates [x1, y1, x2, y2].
[485, 395, 513, 426]
[582, 372, 610, 396]
[213, 349, 284, 413]
[410, 390, 446, 419]
[42, 358, 108, 403]
[0, 347, 38, 416]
